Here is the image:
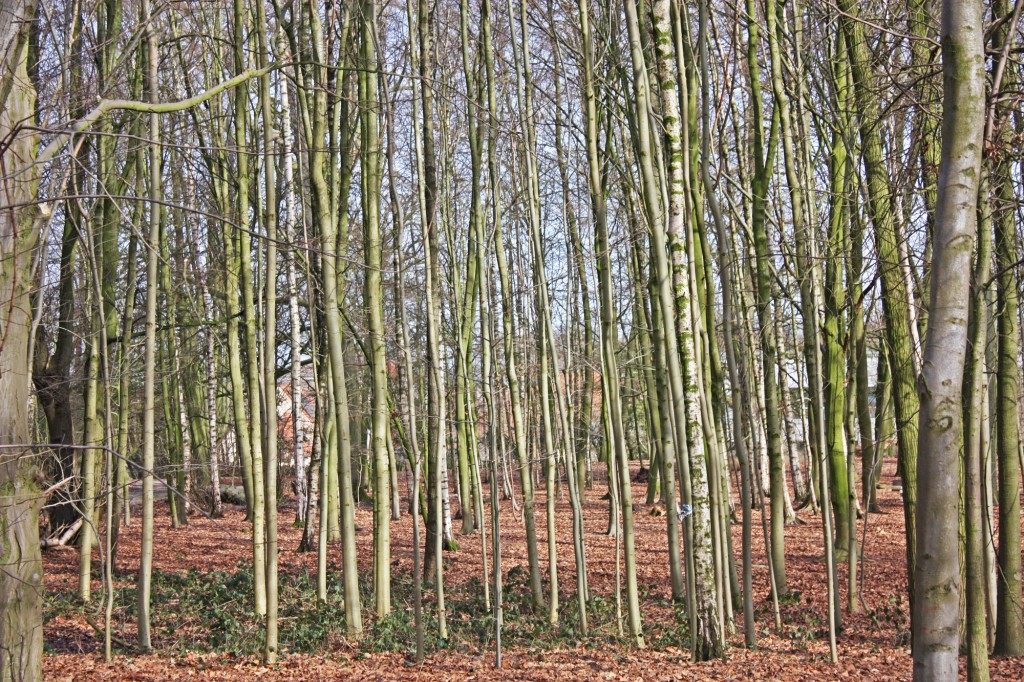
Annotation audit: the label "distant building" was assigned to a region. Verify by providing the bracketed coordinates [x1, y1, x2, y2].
[277, 367, 317, 465]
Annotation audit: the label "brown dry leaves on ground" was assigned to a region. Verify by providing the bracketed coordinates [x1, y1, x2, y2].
[43, 460, 1024, 681]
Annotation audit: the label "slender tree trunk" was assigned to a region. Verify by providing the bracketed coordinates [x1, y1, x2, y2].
[744, 0, 787, 592]
[204, 280, 223, 518]
[478, 198, 504, 665]
[481, 0, 544, 611]
[80, 299, 99, 601]
[114, 225, 139, 532]
[253, 0, 279, 658]
[279, 34, 305, 528]
[230, 0, 265, 614]
[300, 3, 361, 635]
[551, 19, 594, 494]
[417, 0, 447, 639]
[696, 0, 755, 644]
[137, 0, 159, 648]
[991, 0, 1024, 654]
[507, 0, 588, 631]
[652, 0, 722, 658]
[359, 0, 390, 619]
[963, 162, 992, 682]
[823, 33, 852, 558]
[837, 0, 922, 602]
[612, 0, 675, 646]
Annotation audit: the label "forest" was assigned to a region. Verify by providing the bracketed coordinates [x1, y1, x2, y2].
[0, 0, 1021, 678]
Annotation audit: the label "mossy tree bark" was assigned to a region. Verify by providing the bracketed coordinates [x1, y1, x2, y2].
[652, 0, 723, 659]
[0, 1, 43, 677]
[991, 0, 1024, 656]
[837, 0, 922, 603]
[963, 151, 992, 682]
[744, 0, 786, 593]
[911, 0, 984, 675]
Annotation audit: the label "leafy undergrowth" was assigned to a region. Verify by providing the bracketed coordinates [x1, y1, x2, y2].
[42, 461, 1024, 680]
[47, 561, 634, 660]
[48, 566, 341, 657]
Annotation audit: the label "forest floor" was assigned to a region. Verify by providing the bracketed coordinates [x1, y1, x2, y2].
[42, 459, 1024, 681]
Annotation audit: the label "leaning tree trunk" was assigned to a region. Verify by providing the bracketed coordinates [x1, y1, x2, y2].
[837, 0, 922, 604]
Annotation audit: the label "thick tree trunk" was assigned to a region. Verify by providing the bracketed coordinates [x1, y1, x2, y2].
[911, 0, 983, 675]
[0, 2, 43, 677]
